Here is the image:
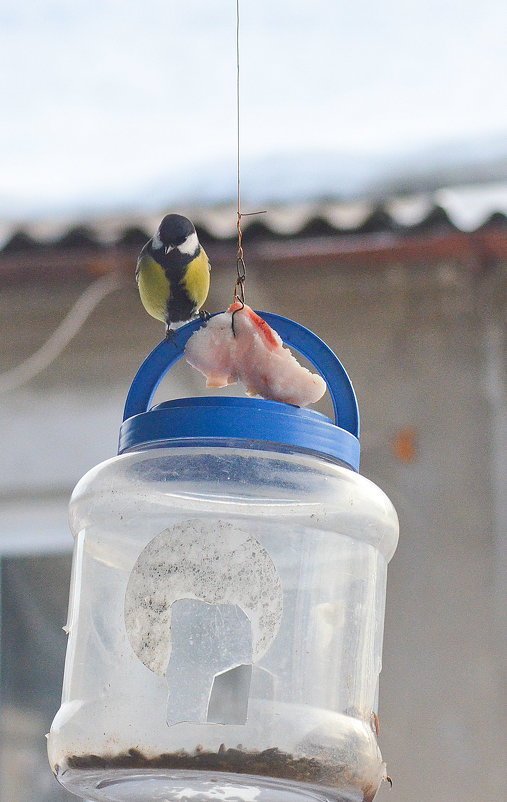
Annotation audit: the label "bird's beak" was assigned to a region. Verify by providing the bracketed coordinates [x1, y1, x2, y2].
[164, 245, 173, 255]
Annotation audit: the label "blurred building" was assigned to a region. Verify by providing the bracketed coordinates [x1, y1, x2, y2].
[0, 192, 505, 801]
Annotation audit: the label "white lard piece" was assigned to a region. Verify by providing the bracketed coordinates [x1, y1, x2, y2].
[185, 303, 326, 407]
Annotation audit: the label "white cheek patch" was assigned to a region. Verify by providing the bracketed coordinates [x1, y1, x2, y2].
[152, 232, 163, 250]
[178, 231, 199, 255]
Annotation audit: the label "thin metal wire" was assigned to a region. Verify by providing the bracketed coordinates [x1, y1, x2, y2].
[236, 0, 240, 240]
[235, 0, 245, 308]
[233, 0, 266, 326]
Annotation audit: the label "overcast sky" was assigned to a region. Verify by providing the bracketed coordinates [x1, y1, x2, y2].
[1, 0, 506, 217]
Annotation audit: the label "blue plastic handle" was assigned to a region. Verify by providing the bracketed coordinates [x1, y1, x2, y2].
[123, 312, 359, 437]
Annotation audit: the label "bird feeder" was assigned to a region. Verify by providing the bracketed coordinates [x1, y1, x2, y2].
[48, 313, 399, 802]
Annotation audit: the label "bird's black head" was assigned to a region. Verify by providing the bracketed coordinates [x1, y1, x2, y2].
[152, 214, 197, 255]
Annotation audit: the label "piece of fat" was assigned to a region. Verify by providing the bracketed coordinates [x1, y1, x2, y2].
[185, 303, 326, 407]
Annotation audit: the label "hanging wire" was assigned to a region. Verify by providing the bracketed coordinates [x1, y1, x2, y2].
[0, 271, 125, 394]
[233, 0, 266, 332]
[235, 0, 246, 308]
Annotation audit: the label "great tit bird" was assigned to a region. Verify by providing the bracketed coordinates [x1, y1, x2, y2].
[136, 213, 211, 335]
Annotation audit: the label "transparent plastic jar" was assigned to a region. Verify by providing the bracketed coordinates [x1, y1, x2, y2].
[48, 314, 399, 802]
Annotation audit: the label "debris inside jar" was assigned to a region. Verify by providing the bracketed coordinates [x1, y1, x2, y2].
[64, 743, 386, 802]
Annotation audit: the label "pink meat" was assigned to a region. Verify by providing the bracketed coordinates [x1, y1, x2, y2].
[184, 303, 326, 407]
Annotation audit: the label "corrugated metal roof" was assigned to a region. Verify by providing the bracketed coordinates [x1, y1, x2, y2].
[1, 185, 506, 254]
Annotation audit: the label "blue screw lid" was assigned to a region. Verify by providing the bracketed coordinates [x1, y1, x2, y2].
[119, 312, 360, 470]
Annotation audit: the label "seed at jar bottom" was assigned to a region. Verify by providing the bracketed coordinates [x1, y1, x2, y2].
[64, 745, 381, 801]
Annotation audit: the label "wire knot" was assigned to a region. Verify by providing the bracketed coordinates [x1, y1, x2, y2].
[235, 254, 246, 305]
